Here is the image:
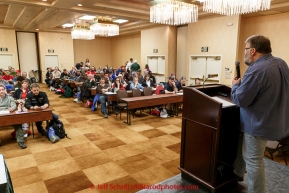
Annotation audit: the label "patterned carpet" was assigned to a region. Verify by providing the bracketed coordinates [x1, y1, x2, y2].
[137, 158, 289, 193]
[0, 83, 288, 193]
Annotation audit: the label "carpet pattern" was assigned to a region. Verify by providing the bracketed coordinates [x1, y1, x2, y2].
[137, 158, 289, 193]
[0, 83, 288, 193]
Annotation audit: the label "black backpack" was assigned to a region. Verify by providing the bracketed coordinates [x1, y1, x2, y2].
[30, 77, 37, 83]
[50, 120, 70, 139]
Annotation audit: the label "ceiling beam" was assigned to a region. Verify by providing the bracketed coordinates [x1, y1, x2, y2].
[92, 2, 149, 15]
[22, 8, 46, 30]
[12, 6, 26, 27]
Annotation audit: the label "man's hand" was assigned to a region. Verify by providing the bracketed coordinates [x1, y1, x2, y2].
[33, 106, 41, 110]
[8, 108, 13, 112]
[232, 77, 241, 85]
[40, 104, 48, 110]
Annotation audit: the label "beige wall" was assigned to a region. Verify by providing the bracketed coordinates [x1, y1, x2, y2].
[141, 26, 177, 79]
[0, 29, 19, 70]
[187, 15, 241, 85]
[73, 37, 112, 68]
[239, 12, 289, 76]
[176, 26, 188, 79]
[111, 34, 141, 68]
[38, 32, 74, 81]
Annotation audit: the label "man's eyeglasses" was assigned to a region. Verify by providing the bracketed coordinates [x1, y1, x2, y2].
[244, 47, 253, 51]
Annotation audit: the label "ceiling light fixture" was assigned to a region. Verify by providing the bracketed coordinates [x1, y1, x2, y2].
[113, 19, 128, 24]
[79, 15, 96, 20]
[77, 4, 82, 6]
[202, 0, 271, 16]
[149, 0, 198, 25]
[71, 25, 95, 40]
[62, 23, 74, 28]
[90, 17, 119, 36]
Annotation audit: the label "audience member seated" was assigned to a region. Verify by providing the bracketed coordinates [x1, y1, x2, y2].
[14, 80, 30, 100]
[0, 72, 9, 85]
[195, 78, 201, 85]
[103, 72, 112, 87]
[148, 71, 156, 86]
[108, 72, 114, 83]
[10, 68, 17, 77]
[70, 67, 77, 76]
[45, 67, 53, 86]
[130, 77, 144, 90]
[2, 71, 14, 82]
[165, 76, 178, 94]
[21, 71, 32, 85]
[73, 70, 81, 81]
[14, 80, 31, 138]
[12, 76, 25, 91]
[164, 76, 178, 116]
[176, 76, 186, 92]
[86, 66, 96, 75]
[74, 71, 87, 103]
[60, 69, 71, 80]
[12, 70, 21, 82]
[142, 74, 154, 88]
[50, 67, 61, 90]
[112, 68, 117, 81]
[112, 77, 125, 93]
[136, 69, 144, 83]
[170, 72, 178, 81]
[7, 66, 13, 74]
[143, 64, 150, 76]
[0, 84, 26, 149]
[81, 74, 97, 101]
[25, 83, 59, 136]
[97, 78, 118, 118]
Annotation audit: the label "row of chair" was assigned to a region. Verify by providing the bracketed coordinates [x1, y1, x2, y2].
[116, 87, 153, 119]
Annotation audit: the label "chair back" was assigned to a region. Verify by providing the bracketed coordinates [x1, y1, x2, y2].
[143, 87, 152, 96]
[116, 90, 128, 103]
[155, 85, 164, 95]
[132, 88, 142, 97]
[279, 134, 289, 146]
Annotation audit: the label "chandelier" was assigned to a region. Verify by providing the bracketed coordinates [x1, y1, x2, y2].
[71, 26, 95, 40]
[90, 17, 119, 36]
[202, 0, 271, 16]
[149, 0, 198, 25]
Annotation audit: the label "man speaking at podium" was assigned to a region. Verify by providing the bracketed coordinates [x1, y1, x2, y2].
[231, 35, 289, 193]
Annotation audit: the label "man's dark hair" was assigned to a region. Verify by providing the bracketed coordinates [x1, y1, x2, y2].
[16, 76, 25, 81]
[245, 35, 272, 54]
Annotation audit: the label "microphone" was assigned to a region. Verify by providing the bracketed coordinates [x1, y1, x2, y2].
[203, 74, 218, 92]
[208, 74, 218, 78]
[235, 61, 241, 78]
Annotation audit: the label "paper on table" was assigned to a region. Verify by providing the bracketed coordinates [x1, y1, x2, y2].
[176, 93, 183, 95]
[211, 97, 235, 107]
[105, 92, 116, 94]
[0, 110, 10, 114]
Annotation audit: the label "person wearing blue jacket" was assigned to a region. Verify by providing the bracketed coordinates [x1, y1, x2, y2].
[231, 35, 289, 193]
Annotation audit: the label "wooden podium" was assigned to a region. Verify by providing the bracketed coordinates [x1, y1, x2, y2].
[179, 84, 240, 193]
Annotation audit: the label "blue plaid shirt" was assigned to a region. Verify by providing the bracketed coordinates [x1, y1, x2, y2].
[231, 53, 289, 140]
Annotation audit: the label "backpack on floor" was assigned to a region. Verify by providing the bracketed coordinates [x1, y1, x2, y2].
[61, 85, 72, 98]
[30, 77, 37, 83]
[51, 120, 70, 139]
[47, 126, 60, 143]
